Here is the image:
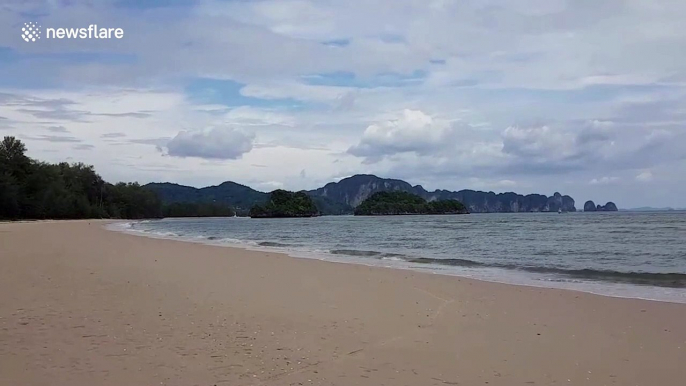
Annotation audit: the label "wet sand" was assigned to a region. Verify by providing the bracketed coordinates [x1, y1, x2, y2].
[1, 220, 685, 385]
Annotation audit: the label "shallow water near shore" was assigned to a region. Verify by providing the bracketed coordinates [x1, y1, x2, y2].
[110, 211, 686, 303]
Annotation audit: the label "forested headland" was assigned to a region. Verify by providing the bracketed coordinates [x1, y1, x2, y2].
[354, 191, 469, 215]
[249, 189, 319, 218]
[0, 136, 163, 220]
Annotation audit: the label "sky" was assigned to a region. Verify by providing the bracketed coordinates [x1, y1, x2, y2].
[1, 0, 685, 208]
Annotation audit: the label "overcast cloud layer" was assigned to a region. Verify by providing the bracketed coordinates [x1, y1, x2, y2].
[1, 0, 685, 207]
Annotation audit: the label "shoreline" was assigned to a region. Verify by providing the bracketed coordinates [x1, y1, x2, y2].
[112, 219, 686, 304]
[2, 220, 686, 385]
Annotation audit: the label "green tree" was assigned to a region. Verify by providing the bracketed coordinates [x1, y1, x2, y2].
[355, 191, 468, 215]
[250, 190, 319, 218]
[0, 136, 164, 220]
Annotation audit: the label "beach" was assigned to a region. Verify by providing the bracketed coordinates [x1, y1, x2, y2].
[1, 221, 685, 386]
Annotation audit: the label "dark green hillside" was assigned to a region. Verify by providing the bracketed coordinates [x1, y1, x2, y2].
[354, 191, 468, 216]
[145, 181, 269, 215]
[250, 190, 320, 218]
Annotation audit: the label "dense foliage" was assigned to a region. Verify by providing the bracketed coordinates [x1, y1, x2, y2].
[250, 189, 319, 218]
[354, 191, 468, 215]
[146, 181, 268, 216]
[0, 137, 162, 220]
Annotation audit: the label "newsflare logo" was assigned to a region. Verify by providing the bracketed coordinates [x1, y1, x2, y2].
[21, 22, 41, 42]
[21, 22, 124, 43]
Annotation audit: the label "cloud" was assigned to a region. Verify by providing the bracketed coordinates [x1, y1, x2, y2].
[47, 126, 70, 133]
[500, 121, 619, 172]
[636, 170, 653, 182]
[495, 179, 517, 188]
[16, 108, 91, 122]
[128, 137, 171, 146]
[502, 125, 576, 160]
[73, 144, 95, 151]
[589, 176, 620, 185]
[348, 109, 455, 160]
[23, 135, 82, 143]
[167, 127, 255, 160]
[0, 94, 77, 109]
[101, 132, 127, 138]
[94, 112, 153, 119]
[0, 116, 11, 130]
[125, 137, 171, 152]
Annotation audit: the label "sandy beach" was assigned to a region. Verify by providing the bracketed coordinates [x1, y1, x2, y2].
[1, 221, 685, 386]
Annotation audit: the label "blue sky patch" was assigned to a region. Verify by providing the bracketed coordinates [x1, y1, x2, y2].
[322, 39, 351, 47]
[303, 70, 427, 88]
[185, 78, 307, 109]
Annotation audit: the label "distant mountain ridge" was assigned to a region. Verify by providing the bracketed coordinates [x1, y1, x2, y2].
[145, 174, 578, 215]
[145, 181, 268, 213]
[310, 175, 576, 213]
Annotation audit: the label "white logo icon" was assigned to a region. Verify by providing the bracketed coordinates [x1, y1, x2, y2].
[22, 22, 41, 42]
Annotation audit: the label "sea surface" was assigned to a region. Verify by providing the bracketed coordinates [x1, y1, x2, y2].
[111, 211, 686, 303]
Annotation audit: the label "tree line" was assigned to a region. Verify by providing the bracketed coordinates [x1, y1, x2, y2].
[0, 136, 232, 220]
[354, 191, 468, 215]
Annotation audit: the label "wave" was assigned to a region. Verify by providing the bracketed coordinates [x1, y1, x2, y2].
[519, 267, 686, 288]
[330, 249, 382, 257]
[405, 257, 686, 288]
[329, 249, 408, 259]
[325, 251, 686, 288]
[406, 257, 487, 267]
[258, 241, 301, 248]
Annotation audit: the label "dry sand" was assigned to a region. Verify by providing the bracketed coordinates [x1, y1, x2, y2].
[1, 220, 685, 386]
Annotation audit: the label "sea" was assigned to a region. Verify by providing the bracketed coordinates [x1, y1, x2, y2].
[109, 211, 686, 303]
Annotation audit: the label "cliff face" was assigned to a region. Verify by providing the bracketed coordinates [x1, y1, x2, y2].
[308, 175, 577, 213]
[309, 175, 418, 208]
[584, 200, 619, 212]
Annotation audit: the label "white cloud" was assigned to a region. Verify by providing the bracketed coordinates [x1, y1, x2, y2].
[167, 127, 255, 160]
[348, 109, 456, 159]
[589, 176, 620, 185]
[502, 125, 575, 160]
[636, 170, 653, 182]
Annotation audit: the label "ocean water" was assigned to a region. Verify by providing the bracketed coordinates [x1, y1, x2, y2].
[110, 211, 686, 303]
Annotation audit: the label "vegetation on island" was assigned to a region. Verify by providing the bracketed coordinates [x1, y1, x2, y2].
[249, 189, 319, 218]
[354, 191, 469, 215]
